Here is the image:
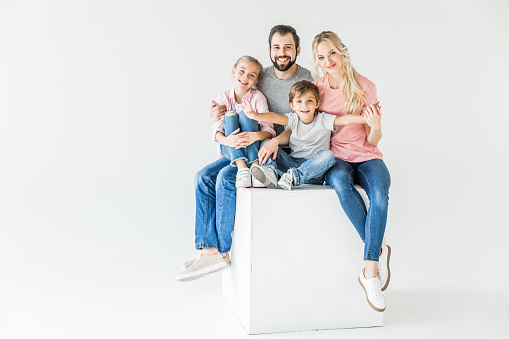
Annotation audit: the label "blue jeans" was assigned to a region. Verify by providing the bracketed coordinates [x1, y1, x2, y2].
[264, 147, 336, 186]
[194, 157, 237, 253]
[324, 158, 391, 261]
[220, 110, 260, 166]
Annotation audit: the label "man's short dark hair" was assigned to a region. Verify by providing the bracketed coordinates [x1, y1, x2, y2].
[268, 25, 300, 49]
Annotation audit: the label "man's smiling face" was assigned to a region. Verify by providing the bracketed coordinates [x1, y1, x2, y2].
[269, 32, 300, 72]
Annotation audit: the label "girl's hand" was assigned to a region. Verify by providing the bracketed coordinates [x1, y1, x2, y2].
[235, 131, 258, 148]
[364, 101, 382, 130]
[222, 128, 243, 148]
[242, 98, 257, 120]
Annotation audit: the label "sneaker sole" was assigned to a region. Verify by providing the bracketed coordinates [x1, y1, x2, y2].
[177, 262, 230, 282]
[358, 277, 386, 312]
[250, 166, 277, 188]
[278, 181, 292, 190]
[381, 245, 391, 291]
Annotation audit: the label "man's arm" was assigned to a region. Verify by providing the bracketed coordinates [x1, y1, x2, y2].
[210, 100, 226, 123]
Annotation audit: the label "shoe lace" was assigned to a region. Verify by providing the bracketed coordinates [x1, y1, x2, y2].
[372, 278, 383, 297]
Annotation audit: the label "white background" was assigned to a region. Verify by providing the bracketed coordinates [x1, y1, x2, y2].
[1, 0, 508, 338]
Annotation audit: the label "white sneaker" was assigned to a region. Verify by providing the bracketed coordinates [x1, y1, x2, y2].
[250, 165, 278, 188]
[181, 253, 230, 270]
[236, 168, 251, 188]
[377, 244, 391, 291]
[251, 174, 265, 188]
[358, 270, 386, 312]
[278, 169, 295, 191]
[177, 253, 230, 282]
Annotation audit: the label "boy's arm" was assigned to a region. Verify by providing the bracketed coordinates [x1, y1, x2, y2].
[334, 114, 367, 126]
[243, 98, 289, 125]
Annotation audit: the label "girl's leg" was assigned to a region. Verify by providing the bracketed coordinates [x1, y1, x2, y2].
[356, 159, 391, 276]
[292, 150, 336, 186]
[238, 110, 260, 165]
[324, 159, 368, 241]
[223, 111, 247, 166]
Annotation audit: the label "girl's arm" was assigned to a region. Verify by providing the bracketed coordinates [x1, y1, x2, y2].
[243, 98, 289, 126]
[334, 114, 367, 126]
[364, 102, 382, 146]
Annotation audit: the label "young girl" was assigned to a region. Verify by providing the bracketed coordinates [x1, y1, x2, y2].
[244, 80, 375, 190]
[212, 56, 275, 188]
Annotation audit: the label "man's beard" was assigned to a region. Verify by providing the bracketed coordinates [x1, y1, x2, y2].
[271, 56, 296, 72]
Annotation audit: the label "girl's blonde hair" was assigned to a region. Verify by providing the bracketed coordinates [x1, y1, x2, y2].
[311, 31, 365, 115]
[234, 55, 263, 80]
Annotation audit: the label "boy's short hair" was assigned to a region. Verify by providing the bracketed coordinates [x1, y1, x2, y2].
[234, 55, 263, 80]
[289, 80, 320, 103]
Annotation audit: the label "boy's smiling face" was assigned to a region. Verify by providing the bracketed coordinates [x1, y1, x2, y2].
[290, 91, 320, 125]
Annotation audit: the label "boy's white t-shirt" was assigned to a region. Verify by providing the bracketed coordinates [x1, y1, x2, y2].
[285, 112, 338, 160]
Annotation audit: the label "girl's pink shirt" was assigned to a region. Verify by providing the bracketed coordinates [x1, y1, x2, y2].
[211, 87, 275, 142]
[314, 75, 383, 163]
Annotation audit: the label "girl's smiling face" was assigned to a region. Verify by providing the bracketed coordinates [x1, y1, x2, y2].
[290, 91, 320, 125]
[232, 61, 259, 91]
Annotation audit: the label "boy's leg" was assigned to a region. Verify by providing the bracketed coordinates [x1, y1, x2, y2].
[238, 110, 260, 165]
[223, 111, 247, 165]
[293, 150, 336, 186]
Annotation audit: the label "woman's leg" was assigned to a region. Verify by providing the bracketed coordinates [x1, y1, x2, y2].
[293, 150, 336, 186]
[238, 110, 260, 165]
[356, 159, 391, 263]
[194, 157, 231, 251]
[325, 158, 369, 241]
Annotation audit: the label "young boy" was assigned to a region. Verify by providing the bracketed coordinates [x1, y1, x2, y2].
[243, 80, 367, 190]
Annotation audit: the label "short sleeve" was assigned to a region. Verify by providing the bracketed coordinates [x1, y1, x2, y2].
[284, 112, 298, 130]
[320, 112, 338, 132]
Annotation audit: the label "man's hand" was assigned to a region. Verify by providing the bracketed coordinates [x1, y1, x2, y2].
[258, 138, 279, 165]
[210, 100, 226, 123]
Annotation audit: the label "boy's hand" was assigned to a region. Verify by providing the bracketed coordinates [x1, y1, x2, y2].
[364, 101, 382, 130]
[242, 98, 257, 120]
[210, 100, 226, 123]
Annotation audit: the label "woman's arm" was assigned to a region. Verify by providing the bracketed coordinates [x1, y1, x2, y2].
[243, 98, 289, 125]
[364, 102, 382, 146]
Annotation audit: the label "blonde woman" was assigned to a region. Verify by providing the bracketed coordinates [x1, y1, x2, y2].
[312, 31, 391, 312]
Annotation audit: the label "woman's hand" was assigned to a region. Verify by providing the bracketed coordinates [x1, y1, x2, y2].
[364, 101, 382, 131]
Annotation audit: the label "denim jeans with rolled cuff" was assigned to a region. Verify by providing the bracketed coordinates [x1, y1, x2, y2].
[263, 147, 336, 186]
[324, 158, 391, 261]
[194, 157, 238, 253]
[220, 110, 260, 166]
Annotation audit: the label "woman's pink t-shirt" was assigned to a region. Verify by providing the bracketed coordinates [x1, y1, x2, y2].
[314, 75, 383, 163]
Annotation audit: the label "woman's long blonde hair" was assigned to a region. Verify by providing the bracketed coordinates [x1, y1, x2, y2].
[311, 31, 365, 115]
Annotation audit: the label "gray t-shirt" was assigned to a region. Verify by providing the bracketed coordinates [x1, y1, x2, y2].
[256, 65, 313, 135]
[285, 112, 338, 160]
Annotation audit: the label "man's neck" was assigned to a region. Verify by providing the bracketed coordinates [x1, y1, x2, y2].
[272, 64, 298, 80]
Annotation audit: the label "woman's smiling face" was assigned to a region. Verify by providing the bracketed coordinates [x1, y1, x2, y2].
[316, 41, 343, 76]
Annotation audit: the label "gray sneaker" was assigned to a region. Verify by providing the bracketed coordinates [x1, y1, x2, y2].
[177, 253, 230, 282]
[250, 165, 278, 188]
[278, 169, 295, 191]
[181, 253, 230, 270]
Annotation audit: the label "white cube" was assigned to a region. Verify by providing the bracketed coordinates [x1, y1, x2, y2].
[222, 184, 383, 334]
